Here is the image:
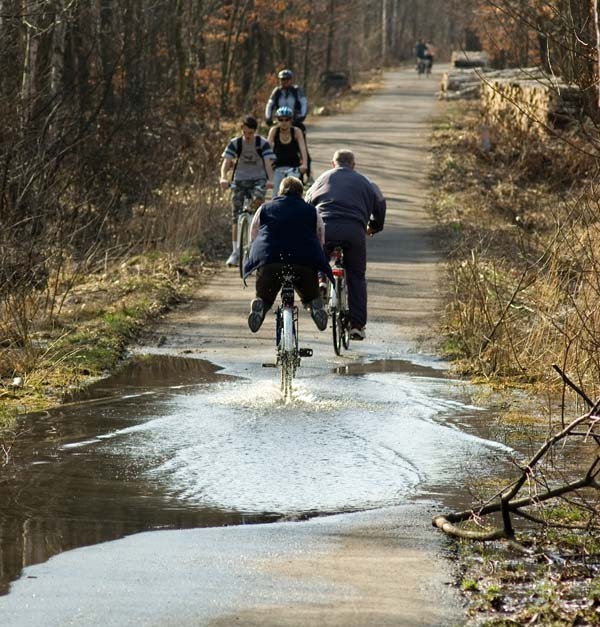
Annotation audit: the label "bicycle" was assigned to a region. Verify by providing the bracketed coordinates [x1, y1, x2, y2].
[270, 272, 313, 401]
[272, 166, 301, 199]
[417, 57, 428, 76]
[326, 246, 351, 356]
[230, 182, 266, 279]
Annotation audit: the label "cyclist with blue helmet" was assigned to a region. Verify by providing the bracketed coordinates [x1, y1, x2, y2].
[265, 68, 312, 180]
[267, 105, 308, 195]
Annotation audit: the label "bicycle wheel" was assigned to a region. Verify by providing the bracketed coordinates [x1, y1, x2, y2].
[341, 311, 350, 349]
[332, 277, 344, 355]
[237, 213, 249, 279]
[338, 276, 350, 349]
[332, 311, 343, 356]
[280, 306, 296, 400]
[281, 353, 293, 401]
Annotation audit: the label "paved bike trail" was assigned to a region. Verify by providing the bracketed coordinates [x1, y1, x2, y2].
[0, 67, 465, 626]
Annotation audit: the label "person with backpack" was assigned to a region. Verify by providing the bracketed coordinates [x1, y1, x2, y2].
[265, 69, 312, 180]
[267, 106, 308, 196]
[265, 69, 307, 130]
[219, 115, 275, 267]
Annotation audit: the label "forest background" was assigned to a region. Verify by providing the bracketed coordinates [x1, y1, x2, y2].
[1, 0, 600, 411]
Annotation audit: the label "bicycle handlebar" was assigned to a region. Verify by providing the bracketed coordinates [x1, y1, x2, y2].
[229, 182, 266, 192]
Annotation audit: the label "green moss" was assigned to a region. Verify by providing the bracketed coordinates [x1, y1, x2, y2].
[0, 405, 18, 431]
[462, 578, 479, 592]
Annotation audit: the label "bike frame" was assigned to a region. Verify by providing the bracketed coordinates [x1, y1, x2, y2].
[272, 166, 301, 196]
[231, 182, 265, 279]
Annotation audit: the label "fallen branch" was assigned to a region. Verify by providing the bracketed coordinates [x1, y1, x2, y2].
[433, 381, 600, 541]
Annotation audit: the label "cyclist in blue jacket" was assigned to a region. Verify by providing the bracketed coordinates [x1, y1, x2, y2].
[243, 176, 333, 333]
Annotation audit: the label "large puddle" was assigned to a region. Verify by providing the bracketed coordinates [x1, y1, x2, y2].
[0, 353, 514, 595]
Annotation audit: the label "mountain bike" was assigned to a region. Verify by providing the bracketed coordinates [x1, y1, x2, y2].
[230, 182, 265, 278]
[327, 246, 351, 356]
[273, 273, 312, 401]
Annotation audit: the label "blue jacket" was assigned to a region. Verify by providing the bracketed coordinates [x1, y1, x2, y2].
[243, 195, 334, 281]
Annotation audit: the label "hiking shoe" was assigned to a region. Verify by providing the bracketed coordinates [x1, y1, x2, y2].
[226, 250, 239, 267]
[310, 298, 328, 331]
[248, 298, 265, 333]
[350, 326, 366, 341]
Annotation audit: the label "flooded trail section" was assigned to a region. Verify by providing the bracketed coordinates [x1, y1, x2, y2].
[0, 67, 516, 626]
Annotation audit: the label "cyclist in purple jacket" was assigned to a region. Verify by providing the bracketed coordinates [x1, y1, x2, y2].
[305, 149, 386, 341]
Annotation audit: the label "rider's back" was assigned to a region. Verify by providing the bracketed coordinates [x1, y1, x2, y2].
[307, 167, 378, 228]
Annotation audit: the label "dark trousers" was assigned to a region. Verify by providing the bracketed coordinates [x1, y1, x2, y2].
[256, 263, 319, 310]
[324, 220, 367, 328]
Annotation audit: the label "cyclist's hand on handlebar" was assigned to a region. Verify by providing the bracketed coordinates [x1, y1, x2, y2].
[367, 225, 376, 237]
[219, 179, 230, 191]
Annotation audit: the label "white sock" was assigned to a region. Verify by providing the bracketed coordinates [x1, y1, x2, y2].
[232, 241, 238, 252]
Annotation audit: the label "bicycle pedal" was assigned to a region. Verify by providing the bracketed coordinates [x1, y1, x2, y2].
[262, 363, 277, 368]
[299, 348, 313, 357]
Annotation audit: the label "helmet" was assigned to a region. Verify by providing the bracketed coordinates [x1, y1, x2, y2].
[275, 106, 294, 119]
[278, 69, 293, 79]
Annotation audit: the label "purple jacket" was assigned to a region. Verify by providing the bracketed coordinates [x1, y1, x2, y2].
[305, 166, 386, 233]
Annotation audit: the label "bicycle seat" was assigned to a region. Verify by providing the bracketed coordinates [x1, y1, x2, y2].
[325, 241, 349, 255]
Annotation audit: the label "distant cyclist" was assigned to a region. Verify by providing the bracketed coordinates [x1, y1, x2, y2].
[267, 106, 308, 195]
[424, 42, 435, 74]
[265, 69, 312, 179]
[243, 176, 332, 333]
[305, 149, 386, 341]
[219, 115, 274, 267]
[415, 38, 427, 74]
[265, 69, 308, 130]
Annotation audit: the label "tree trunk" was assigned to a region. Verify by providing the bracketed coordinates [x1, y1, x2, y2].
[326, 0, 336, 71]
[593, 0, 600, 108]
[20, 15, 38, 125]
[50, 0, 68, 100]
[99, 0, 116, 111]
[382, 0, 387, 63]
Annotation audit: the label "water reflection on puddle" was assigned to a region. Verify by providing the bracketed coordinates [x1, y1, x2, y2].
[0, 352, 513, 596]
[333, 358, 448, 378]
[66, 354, 233, 402]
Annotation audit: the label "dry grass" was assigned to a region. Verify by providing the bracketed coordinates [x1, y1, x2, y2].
[431, 101, 600, 396]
